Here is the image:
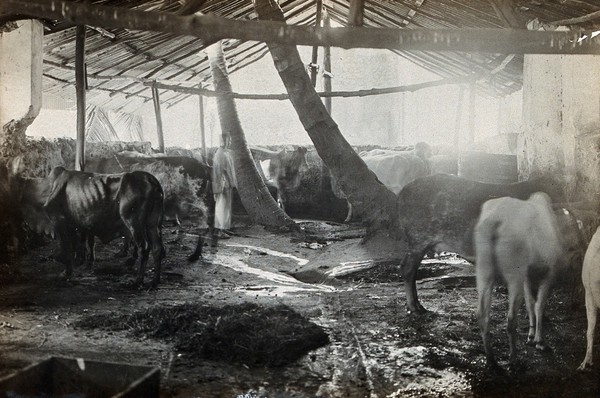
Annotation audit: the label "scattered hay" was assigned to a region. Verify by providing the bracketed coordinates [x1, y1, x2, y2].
[76, 302, 329, 367]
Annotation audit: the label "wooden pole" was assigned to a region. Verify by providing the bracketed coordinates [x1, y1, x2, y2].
[198, 83, 206, 160]
[152, 84, 165, 153]
[348, 0, 365, 27]
[468, 83, 476, 144]
[75, 24, 86, 171]
[323, 13, 332, 114]
[454, 85, 465, 147]
[6, 0, 600, 54]
[309, 0, 322, 87]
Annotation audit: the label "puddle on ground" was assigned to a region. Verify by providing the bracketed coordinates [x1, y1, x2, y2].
[212, 253, 335, 297]
[225, 243, 309, 265]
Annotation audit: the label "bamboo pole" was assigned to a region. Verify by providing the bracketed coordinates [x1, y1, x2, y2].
[75, 24, 86, 171]
[5, 0, 600, 54]
[323, 13, 332, 114]
[198, 83, 206, 160]
[454, 85, 465, 147]
[309, 0, 322, 87]
[151, 84, 165, 153]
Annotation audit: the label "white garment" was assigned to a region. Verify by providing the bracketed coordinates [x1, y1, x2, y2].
[214, 190, 233, 230]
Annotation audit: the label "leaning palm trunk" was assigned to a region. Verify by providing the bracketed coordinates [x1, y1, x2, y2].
[253, 0, 397, 232]
[207, 42, 297, 230]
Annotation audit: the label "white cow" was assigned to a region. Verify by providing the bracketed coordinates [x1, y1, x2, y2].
[474, 192, 584, 367]
[578, 226, 600, 370]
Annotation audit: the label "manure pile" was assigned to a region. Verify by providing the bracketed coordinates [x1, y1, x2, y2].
[76, 302, 329, 367]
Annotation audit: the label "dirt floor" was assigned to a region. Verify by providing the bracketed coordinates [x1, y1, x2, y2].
[0, 217, 599, 397]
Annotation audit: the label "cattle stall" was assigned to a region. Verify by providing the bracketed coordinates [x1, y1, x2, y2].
[2, 0, 600, 396]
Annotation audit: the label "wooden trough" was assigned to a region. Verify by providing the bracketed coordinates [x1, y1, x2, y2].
[0, 357, 160, 398]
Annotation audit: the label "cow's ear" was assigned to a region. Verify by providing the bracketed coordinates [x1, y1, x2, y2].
[7, 156, 25, 177]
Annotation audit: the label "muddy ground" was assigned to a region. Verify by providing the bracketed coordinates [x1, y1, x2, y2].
[0, 217, 599, 398]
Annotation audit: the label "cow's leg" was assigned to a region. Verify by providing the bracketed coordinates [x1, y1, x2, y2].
[148, 226, 163, 287]
[188, 232, 204, 262]
[344, 200, 353, 223]
[532, 278, 553, 351]
[506, 279, 524, 364]
[579, 290, 597, 370]
[476, 259, 496, 367]
[277, 189, 285, 211]
[55, 225, 75, 280]
[116, 235, 131, 258]
[524, 277, 536, 345]
[85, 233, 95, 268]
[401, 250, 427, 313]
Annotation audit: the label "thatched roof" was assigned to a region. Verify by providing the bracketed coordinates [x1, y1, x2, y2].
[9, 0, 600, 114]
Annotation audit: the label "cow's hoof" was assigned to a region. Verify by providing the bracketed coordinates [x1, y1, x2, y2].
[187, 253, 201, 262]
[535, 343, 552, 353]
[578, 361, 593, 371]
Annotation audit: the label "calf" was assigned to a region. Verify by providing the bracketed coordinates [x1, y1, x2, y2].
[251, 146, 308, 211]
[44, 167, 165, 286]
[578, 226, 600, 370]
[474, 193, 583, 367]
[396, 173, 565, 313]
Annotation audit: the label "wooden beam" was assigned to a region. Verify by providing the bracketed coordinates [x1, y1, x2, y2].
[551, 11, 600, 26]
[75, 24, 86, 171]
[5, 0, 600, 54]
[151, 85, 165, 153]
[147, 74, 483, 100]
[348, 0, 365, 27]
[310, 0, 323, 87]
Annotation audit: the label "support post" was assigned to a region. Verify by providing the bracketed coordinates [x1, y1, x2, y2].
[348, 0, 365, 26]
[468, 82, 476, 144]
[75, 24, 86, 171]
[152, 83, 165, 153]
[323, 12, 332, 114]
[198, 83, 206, 160]
[309, 0, 322, 87]
[454, 85, 465, 146]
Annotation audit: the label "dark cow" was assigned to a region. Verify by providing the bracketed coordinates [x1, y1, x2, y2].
[396, 173, 565, 313]
[475, 193, 584, 367]
[43, 167, 165, 286]
[86, 153, 213, 262]
[251, 146, 308, 211]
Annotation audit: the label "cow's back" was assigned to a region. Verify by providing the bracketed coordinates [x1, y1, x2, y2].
[397, 174, 562, 256]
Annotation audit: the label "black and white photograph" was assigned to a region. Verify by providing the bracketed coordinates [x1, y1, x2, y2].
[1, 0, 600, 397]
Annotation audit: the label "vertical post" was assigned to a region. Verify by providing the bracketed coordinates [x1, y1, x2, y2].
[348, 0, 365, 26]
[75, 25, 86, 171]
[323, 12, 332, 114]
[309, 0, 323, 87]
[152, 83, 165, 153]
[454, 85, 465, 147]
[468, 82, 476, 144]
[198, 84, 207, 160]
[399, 93, 405, 145]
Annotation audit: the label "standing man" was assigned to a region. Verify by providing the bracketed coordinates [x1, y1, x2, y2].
[212, 131, 237, 241]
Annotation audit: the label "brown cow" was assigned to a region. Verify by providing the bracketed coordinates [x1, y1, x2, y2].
[43, 167, 165, 286]
[396, 173, 565, 314]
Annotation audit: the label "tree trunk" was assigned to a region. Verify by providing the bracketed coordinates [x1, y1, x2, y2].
[207, 42, 297, 230]
[253, 0, 397, 231]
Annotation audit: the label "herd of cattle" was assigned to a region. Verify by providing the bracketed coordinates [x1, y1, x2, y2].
[1, 141, 600, 370]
